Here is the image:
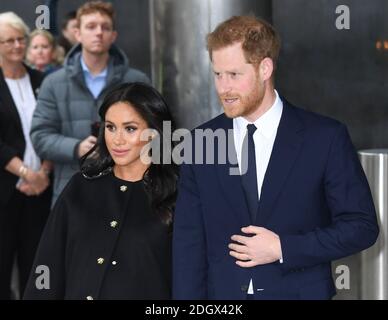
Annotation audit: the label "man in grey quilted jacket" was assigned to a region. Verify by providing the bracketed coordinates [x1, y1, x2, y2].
[30, 1, 150, 204]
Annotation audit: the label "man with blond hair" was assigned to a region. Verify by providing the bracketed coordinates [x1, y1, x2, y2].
[173, 16, 379, 300]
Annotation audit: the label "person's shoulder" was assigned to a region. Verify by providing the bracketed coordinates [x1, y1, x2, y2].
[40, 67, 67, 88]
[195, 113, 229, 131]
[25, 66, 45, 89]
[59, 171, 111, 199]
[62, 171, 88, 192]
[27, 66, 44, 80]
[123, 67, 151, 83]
[69, 170, 111, 186]
[284, 99, 345, 133]
[40, 68, 67, 92]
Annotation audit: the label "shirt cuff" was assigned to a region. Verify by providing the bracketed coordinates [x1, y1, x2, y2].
[279, 238, 283, 263]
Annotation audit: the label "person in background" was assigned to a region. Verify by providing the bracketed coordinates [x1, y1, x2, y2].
[0, 12, 52, 300]
[30, 1, 150, 205]
[24, 82, 177, 300]
[57, 10, 78, 55]
[27, 29, 63, 75]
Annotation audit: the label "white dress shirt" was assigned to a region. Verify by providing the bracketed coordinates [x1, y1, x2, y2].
[233, 90, 283, 294]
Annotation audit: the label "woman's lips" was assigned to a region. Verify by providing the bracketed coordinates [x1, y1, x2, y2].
[111, 149, 129, 157]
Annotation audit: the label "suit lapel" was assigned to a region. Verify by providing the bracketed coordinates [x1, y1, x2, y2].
[257, 101, 305, 225]
[0, 69, 23, 133]
[215, 115, 251, 226]
[0, 66, 42, 122]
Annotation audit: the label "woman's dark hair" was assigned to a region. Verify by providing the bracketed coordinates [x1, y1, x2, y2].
[80, 82, 178, 225]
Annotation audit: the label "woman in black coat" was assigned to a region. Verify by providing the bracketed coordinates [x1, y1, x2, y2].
[0, 12, 52, 299]
[24, 82, 178, 300]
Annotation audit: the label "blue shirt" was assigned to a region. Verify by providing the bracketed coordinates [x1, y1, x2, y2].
[81, 56, 108, 99]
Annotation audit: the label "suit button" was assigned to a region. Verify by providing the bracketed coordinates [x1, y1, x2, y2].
[97, 257, 104, 264]
[86, 296, 93, 300]
[241, 285, 248, 292]
[110, 221, 118, 228]
[112, 260, 117, 265]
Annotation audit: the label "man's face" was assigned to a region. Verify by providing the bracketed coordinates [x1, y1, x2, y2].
[75, 12, 117, 55]
[63, 18, 78, 45]
[212, 42, 265, 119]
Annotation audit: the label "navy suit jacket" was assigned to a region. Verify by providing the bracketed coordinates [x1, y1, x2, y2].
[172, 100, 379, 300]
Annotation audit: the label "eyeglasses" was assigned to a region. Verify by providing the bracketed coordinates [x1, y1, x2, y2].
[0, 36, 27, 47]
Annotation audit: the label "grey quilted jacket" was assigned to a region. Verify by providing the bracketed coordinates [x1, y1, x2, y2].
[30, 44, 150, 204]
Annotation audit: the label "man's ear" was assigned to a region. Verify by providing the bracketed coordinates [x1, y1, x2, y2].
[74, 27, 81, 43]
[111, 30, 118, 43]
[259, 57, 274, 81]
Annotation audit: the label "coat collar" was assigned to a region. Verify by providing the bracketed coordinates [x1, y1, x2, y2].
[0, 64, 43, 98]
[0, 65, 43, 133]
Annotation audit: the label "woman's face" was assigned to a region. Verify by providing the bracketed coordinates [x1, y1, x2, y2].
[28, 34, 54, 69]
[0, 24, 26, 64]
[105, 102, 151, 171]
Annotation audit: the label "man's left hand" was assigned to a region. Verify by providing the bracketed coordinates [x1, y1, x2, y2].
[229, 226, 282, 267]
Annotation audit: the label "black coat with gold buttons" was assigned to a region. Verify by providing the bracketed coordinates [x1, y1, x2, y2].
[23, 171, 172, 300]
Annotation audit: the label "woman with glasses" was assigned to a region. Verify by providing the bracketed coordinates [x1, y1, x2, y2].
[0, 12, 52, 299]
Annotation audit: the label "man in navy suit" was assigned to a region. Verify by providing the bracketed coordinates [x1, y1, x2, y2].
[172, 16, 379, 300]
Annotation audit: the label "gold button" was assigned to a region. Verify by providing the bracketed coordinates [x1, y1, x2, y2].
[97, 257, 104, 264]
[120, 185, 127, 192]
[112, 260, 117, 265]
[86, 296, 93, 300]
[110, 221, 118, 228]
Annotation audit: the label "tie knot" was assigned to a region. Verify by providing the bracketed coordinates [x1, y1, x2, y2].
[246, 124, 257, 136]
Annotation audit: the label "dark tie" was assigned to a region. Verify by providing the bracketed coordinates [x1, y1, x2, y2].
[241, 124, 258, 222]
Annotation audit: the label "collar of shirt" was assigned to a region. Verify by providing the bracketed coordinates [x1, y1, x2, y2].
[80, 56, 108, 80]
[233, 89, 283, 139]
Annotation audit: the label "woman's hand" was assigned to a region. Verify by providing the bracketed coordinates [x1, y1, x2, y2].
[18, 168, 50, 196]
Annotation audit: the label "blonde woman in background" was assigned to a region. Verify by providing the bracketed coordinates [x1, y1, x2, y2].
[27, 29, 63, 75]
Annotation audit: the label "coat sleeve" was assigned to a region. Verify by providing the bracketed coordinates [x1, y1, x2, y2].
[23, 177, 74, 299]
[279, 124, 379, 271]
[0, 135, 19, 169]
[124, 69, 151, 85]
[30, 76, 80, 164]
[172, 163, 208, 299]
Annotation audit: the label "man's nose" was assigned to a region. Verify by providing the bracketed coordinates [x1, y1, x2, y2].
[217, 77, 232, 95]
[95, 25, 103, 35]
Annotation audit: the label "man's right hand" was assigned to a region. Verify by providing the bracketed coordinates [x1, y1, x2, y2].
[78, 135, 97, 158]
